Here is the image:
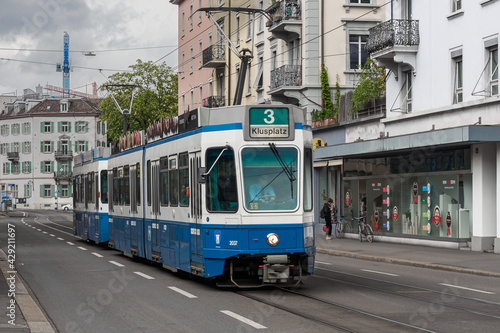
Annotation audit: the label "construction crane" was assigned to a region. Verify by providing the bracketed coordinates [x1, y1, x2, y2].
[43, 82, 98, 99]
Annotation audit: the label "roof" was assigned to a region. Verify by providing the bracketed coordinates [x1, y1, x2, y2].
[0, 98, 101, 118]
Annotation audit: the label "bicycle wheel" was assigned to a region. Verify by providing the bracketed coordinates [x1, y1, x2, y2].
[334, 223, 341, 238]
[366, 225, 374, 243]
[358, 225, 363, 242]
[344, 222, 352, 234]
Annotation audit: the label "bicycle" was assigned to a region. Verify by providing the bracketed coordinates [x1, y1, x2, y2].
[334, 216, 352, 239]
[354, 216, 374, 243]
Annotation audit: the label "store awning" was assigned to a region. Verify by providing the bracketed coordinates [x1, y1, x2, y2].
[314, 125, 500, 160]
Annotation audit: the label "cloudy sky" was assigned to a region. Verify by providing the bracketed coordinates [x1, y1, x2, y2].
[0, 0, 178, 97]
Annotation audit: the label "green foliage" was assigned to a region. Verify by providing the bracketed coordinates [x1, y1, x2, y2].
[313, 67, 340, 122]
[349, 58, 386, 115]
[99, 60, 178, 140]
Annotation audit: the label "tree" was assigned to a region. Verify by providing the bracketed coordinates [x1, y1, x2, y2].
[349, 58, 386, 115]
[99, 60, 178, 140]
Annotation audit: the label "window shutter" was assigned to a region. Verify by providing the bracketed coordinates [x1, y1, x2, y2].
[51, 185, 55, 197]
[85, 121, 89, 133]
[68, 122, 71, 133]
[74, 141, 78, 152]
[51, 161, 54, 172]
[28, 122, 31, 134]
[85, 141, 88, 151]
[69, 161, 72, 172]
[40, 122, 44, 132]
[28, 162, 32, 173]
[58, 122, 61, 133]
[57, 185, 61, 196]
[40, 161, 44, 172]
[40, 185, 44, 196]
[51, 122, 54, 133]
[21, 162, 24, 172]
[24, 185, 27, 197]
[50, 141, 54, 152]
[68, 184, 72, 197]
[40, 141, 44, 151]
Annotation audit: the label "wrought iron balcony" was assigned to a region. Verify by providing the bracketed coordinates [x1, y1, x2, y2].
[7, 152, 19, 161]
[54, 171, 72, 180]
[54, 150, 73, 160]
[202, 43, 225, 68]
[366, 19, 420, 54]
[266, 0, 302, 39]
[203, 95, 225, 108]
[270, 65, 302, 90]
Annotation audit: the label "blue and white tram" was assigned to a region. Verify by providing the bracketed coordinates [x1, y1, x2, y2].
[73, 147, 110, 244]
[84, 104, 314, 287]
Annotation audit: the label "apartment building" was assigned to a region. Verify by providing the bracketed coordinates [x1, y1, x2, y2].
[0, 98, 106, 210]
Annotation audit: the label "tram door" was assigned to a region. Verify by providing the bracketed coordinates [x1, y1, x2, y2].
[190, 152, 203, 258]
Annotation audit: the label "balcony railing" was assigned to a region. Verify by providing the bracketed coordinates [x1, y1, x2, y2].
[7, 152, 19, 161]
[266, 0, 301, 28]
[54, 171, 72, 179]
[203, 95, 225, 108]
[366, 19, 420, 54]
[54, 150, 73, 159]
[270, 65, 302, 90]
[202, 43, 225, 68]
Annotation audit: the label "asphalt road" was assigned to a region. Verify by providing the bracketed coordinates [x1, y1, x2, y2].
[1, 210, 500, 333]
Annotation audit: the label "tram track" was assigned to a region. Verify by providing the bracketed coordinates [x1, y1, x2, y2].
[315, 266, 500, 320]
[236, 287, 434, 333]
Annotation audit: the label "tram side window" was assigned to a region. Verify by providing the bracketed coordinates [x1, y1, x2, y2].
[304, 148, 313, 211]
[147, 160, 151, 206]
[100, 170, 108, 204]
[136, 163, 141, 206]
[160, 157, 169, 206]
[179, 152, 189, 206]
[121, 165, 130, 205]
[113, 168, 119, 206]
[206, 147, 238, 212]
[169, 156, 178, 206]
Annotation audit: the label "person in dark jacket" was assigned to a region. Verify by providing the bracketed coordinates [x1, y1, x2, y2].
[323, 198, 333, 239]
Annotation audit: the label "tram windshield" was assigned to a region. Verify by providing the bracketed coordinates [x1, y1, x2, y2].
[242, 146, 298, 211]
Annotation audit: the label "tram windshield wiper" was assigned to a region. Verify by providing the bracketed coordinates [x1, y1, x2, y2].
[269, 143, 296, 199]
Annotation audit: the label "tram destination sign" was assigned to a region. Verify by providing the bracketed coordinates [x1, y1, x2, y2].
[249, 107, 289, 138]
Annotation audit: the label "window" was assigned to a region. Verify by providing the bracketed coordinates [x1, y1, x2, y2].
[182, 52, 185, 78]
[491, 48, 498, 96]
[76, 121, 87, 133]
[198, 0, 202, 24]
[169, 156, 178, 206]
[24, 184, 32, 198]
[206, 147, 238, 212]
[43, 121, 52, 133]
[77, 141, 87, 153]
[60, 121, 69, 133]
[405, 71, 413, 112]
[199, 85, 203, 108]
[350, 35, 369, 70]
[452, 0, 462, 12]
[42, 141, 52, 153]
[179, 153, 189, 206]
[12, 162, 19, 174]
[2, 163, 9, 174]
[350, 0, 371, 3]
[1, 125, 8, 136]
[101, 170, 108, 204]
[242, 147, 298, 211]
[1, 143, 7, 155]
[43, 185, 52, 197]
[120, 166, 130, 205]
[113, 168, 119, 206]
[189, 3, 193, 30]
[11, 124, 20, 135]
[43, 161, 52, 173]
[12, 142, 19, 153]
[246, 10, 252, 40]
[181, 10, 185, 36]
[160, 157, 169, 206]
[22, 161, 31, 173]
[258, 1, 263, 33]
[135, 163, 140, 206]
[190, 46, 193, 74]
[22, 122, 30, 134]
[60, 100, 68, 112]
[190, 89, 194, 110]
[147, 160, 152, 206]
[61, 185, 69, 197]
[453, 57, 463, 103]
[235, 14, 240, 46]
[199, 40, 203, 69]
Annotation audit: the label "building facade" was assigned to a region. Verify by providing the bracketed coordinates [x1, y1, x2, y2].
[0, 98, 106, 210]
[315, 0, 500, 252]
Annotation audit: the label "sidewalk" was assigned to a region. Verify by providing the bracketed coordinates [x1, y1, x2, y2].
[315, 227, 500, 278]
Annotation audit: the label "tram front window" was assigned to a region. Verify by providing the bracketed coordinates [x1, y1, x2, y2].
[242, 146, 298, 211]
[206, 147, 238, 212]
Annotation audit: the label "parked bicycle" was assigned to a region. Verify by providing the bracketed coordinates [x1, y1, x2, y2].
[354, 216, 374, 243]
[334, 216, 352, 239]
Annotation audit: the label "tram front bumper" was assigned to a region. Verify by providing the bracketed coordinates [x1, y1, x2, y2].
[262, 254, 290, 283]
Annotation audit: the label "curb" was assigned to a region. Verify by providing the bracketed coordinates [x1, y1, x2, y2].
[317, 247, 500, 278]
[0, 249, 55, 333]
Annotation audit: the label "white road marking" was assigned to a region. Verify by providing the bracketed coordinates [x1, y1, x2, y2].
[361, 269, 399, 277]
[221, 310, 267, 329]
[315, 261, 332, 265]
[57, 237, 64, 241]
[67, 242, 75, 246]
[77, 247, 87, 251]
[134, 272, 155, 280]
[109, 261, 125, 267]
[37, 229, 41, 231]
[42, 231, 48, 234]
[92, 253, 103, 258]
[50, 234, 55, 237]
[168, 286, 198, 299]
[439, 283, 495, 295]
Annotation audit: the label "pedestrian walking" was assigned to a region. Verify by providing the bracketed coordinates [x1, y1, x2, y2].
[322, 198, 333, 240]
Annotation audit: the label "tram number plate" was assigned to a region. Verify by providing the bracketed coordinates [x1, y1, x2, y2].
[249, 108, 289, 138]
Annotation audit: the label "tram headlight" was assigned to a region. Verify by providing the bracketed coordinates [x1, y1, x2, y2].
[266, 233, 279, 246]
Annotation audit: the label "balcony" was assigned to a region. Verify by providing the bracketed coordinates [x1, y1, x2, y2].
[202, 43, 225, 68]
[366, 19, 419, 78]
[7, 152, 19, 161]
[54, 171, 72, 180]
[266, 0, 302, 40]
[203, 95, 225, 108]
[268, 65, 302, 103]
[54, 150, 73, 160]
